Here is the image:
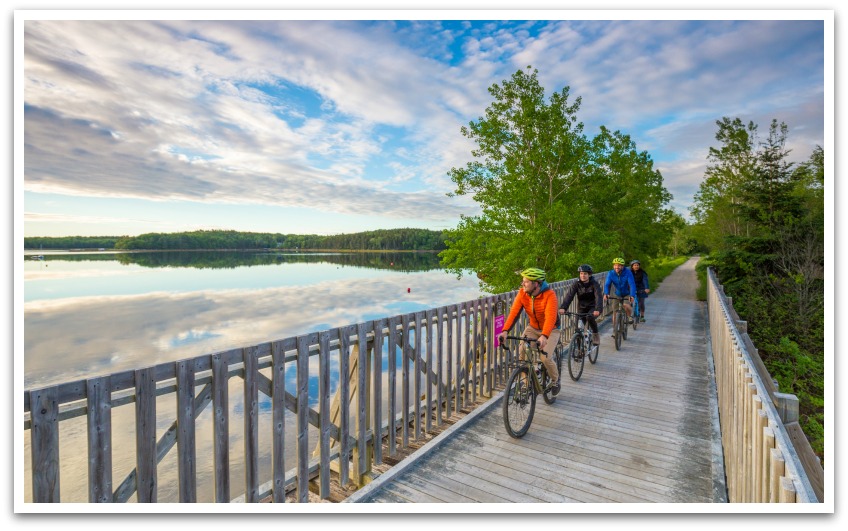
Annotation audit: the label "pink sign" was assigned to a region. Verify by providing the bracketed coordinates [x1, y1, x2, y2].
[494, 314, 505, 347]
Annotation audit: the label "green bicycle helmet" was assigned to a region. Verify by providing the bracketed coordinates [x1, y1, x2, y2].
[612, 257, 626, 265]
[519, 267, 546, 281]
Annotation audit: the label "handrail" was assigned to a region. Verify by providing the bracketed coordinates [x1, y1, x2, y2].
[707, 267, 822, 502]
[23, 273, 606, 503]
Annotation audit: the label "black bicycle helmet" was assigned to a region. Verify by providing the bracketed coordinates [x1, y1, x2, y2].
[577, 264, 593, 274]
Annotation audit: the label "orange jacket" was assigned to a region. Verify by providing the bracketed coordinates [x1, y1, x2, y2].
[502, 283, 559, 338]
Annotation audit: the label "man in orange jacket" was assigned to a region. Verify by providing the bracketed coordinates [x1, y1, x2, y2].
[497, 267, 561, 395]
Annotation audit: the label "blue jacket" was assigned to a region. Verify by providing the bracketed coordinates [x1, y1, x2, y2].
[604, 268, 636, 298]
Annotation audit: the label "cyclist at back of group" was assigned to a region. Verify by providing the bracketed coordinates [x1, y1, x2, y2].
[630, 259, 650, 323]
[558, 264, 603, 346]
[497, 267, 561, 395]
[603, 257, 636, 335]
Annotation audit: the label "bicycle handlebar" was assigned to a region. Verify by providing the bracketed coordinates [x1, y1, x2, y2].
[498, 335, 540, 350]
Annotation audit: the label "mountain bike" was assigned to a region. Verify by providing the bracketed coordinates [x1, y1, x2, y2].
[499, 335, 561, 438]
[562, 312, 599, 381]
[607, 296, 631, 351]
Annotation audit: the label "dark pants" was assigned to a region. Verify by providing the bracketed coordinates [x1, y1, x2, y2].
[578, 306, 599, 333]
[635, 292, 647, 316]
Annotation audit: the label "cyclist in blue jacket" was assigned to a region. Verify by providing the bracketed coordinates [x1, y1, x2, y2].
[603, 257, 636, 336]
[630, 259, 650, 322]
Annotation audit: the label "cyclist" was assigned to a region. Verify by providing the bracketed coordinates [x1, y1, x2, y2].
[558, 264, 603, 346]
[603, 257, 636, 336]
[497, 267, 561, 395]
[630, 259, 650, 322]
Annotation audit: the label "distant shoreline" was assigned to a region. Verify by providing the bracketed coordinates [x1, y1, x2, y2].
[23, 248, 440, 255]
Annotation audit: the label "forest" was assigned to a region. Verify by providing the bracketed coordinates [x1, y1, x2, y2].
[24, 227, 447, 252]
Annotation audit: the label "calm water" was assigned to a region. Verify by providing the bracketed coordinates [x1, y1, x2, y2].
[22, 250, 485, 502]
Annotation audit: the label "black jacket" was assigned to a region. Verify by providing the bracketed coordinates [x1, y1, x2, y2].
[559, 277, 603, 313]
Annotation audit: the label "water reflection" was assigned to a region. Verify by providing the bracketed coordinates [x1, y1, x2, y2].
[23, 251, 490, 503]
[23, 252, 482, 389]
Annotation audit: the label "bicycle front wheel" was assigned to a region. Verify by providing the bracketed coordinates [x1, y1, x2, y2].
[614, 313, 623, 351]
[588, 333, 599, 364]
[541, 362, 557, 405]
[567, 334, 585, 381]
[622, 310, 629, 340]
[503, 366, 536, 438]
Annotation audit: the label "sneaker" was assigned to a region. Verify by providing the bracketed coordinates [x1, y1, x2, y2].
[626, 318, 634, 324]
[640, 317, 646, 323]
[593, 333, 600, 345]
[551, 382, 561, 396]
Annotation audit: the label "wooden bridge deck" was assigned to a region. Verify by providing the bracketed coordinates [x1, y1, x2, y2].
[346, 258, 728, 504]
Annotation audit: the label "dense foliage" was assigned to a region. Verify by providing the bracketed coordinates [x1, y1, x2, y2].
[440, 67, 677, 293]
[23, 236, 120, 250]
[691, 118, 825, 462]
[25, 228, 447, 252]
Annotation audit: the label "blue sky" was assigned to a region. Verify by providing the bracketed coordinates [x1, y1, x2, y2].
[16, 8, 831, 238]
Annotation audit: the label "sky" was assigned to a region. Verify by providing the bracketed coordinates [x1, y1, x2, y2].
[14, 7, 832, 238]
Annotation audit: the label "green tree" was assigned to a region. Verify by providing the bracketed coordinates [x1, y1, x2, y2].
[441, 66, 673, 293]
[691, 117, 759, 251]
[440, 66, 595, 292]
[696, 117, 825, 461]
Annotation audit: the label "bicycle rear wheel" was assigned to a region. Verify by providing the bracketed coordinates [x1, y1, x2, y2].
[503, 366, 536, 438]
[567, 334, 585, 381]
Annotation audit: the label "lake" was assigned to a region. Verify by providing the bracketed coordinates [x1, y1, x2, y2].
[21, 250, 485, 502]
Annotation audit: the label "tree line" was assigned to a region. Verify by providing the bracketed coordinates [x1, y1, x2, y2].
[24, 228, 447, 252]
[692, 117, 824, 462]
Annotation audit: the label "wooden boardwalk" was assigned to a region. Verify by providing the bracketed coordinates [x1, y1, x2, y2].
[346, 258, 727, 504]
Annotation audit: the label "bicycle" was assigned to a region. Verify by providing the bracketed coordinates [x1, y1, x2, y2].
[607, 295, 632, 350]
[499, 335, 561, 438]
[561, 312, 600, 381]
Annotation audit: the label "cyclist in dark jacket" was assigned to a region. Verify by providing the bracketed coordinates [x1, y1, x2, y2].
[558, 264, 603, 345]
[630, 259, 650, 322]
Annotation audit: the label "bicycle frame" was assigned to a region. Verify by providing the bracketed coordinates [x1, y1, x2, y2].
[500, 335, 546, 394]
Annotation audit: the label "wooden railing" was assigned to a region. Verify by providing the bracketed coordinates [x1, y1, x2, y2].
[707, 267, 823, 503]
[23, 274, 603, 503]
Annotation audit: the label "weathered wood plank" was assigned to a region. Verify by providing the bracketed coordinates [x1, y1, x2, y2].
[268, 341, 285, 503]
[400, 314, 411, 448]
[372, 319, 384, 466]
[86, 376, 112, 502]
[317, 330, 331, 499]
[211, 353, 230, 503]
[296, 334, 311, 502]
[133, 368, 157, 502]
[387, 316, 399, 457]
[243, 346, 259, 502]
[29, 386, 60, 502]
[176, 360, 196, 502]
